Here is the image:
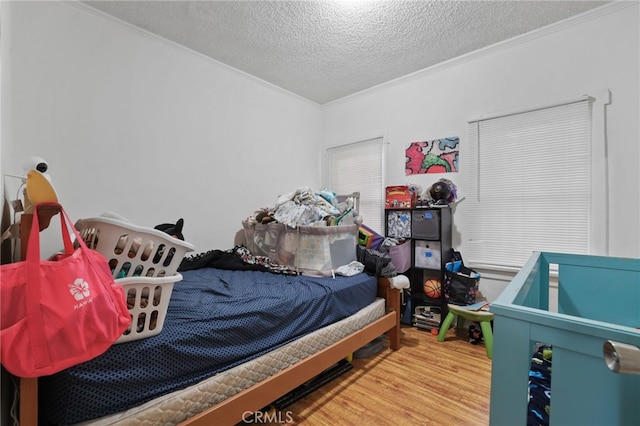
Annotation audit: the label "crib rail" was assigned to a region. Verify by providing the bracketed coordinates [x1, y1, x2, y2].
[489, 252, 640, 426]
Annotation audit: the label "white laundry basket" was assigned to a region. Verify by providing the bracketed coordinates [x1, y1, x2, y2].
[115, 274, 183, 343]
[75, 217, 194, 279]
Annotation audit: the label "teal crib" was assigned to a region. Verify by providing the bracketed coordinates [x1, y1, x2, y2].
[489, 252, 640, 426]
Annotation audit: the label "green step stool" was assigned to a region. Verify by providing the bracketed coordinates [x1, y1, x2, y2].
[437, 303, 494, 359]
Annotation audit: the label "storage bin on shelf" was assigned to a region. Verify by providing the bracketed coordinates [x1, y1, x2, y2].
[115, 273, 183, 343]
[414, 240, 442, 269]
[386, 210, 412, 239]
[75, 216, 194, 279]
[242, 221, 358, 275]
[386, 239, 411, 273]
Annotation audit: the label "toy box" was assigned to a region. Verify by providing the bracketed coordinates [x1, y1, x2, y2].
[385, 185, 416, 209]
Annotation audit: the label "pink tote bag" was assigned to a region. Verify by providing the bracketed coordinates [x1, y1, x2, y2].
[1, 203, 130, 378]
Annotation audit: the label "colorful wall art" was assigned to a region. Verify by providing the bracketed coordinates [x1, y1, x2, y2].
[405, 137, 459, 175]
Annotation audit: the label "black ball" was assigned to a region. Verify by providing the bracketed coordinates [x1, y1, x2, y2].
[429, 182, 451, 201]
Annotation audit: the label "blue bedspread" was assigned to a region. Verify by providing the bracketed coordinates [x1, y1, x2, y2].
[39, 268, 377, 424]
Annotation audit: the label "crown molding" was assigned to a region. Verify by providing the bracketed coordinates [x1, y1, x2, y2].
[60, 1, 320, 107]
[326, 1, 636, 107]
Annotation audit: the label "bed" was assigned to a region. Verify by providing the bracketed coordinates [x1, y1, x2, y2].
[489, 251, 640, 426]
[17, 263, 401, 425]
[11, 191, 401, 425]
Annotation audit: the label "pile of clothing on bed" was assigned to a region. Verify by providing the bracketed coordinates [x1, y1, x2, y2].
[179, 245, 299, 275]
[245, 187, 361, 228]
[180, 187, 399, 278]
[179, 243, 399, 279]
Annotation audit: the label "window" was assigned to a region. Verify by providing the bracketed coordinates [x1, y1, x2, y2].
[466, 93, 608, 270]
[327, 137, 385, 234]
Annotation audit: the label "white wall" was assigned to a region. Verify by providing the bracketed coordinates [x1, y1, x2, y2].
[2, 1, 639, 287]
[322, 3, 640, 300]
[1, 1, 322, 255]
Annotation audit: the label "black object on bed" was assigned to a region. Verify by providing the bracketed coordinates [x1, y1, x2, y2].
[39, 267, 378, 424]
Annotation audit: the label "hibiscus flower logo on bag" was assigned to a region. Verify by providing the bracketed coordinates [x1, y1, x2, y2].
[69, 278, 92, 308]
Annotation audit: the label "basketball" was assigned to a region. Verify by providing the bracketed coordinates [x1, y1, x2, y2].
[423, 278, 441, 298]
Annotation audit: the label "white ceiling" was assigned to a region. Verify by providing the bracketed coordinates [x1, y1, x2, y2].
[82, 0, 611, 104]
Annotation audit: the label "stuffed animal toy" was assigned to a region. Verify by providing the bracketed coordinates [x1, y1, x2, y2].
[154, 218, 185, 240]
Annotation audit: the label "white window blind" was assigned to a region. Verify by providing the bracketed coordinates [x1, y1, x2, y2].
[467, 98, 593, 269]
[328, 137, 384, 234]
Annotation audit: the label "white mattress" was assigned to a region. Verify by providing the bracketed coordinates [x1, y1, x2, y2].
[75, 298, 386, 425]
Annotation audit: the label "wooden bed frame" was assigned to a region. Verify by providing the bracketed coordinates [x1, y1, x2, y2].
[16, 209, 401, 426]
[183, 277, 400, 426]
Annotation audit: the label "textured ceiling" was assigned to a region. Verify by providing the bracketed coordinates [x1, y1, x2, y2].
[82, 1, 610, 104]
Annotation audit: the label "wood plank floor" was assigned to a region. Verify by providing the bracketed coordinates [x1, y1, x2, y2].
[262, 325, 493, 425]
